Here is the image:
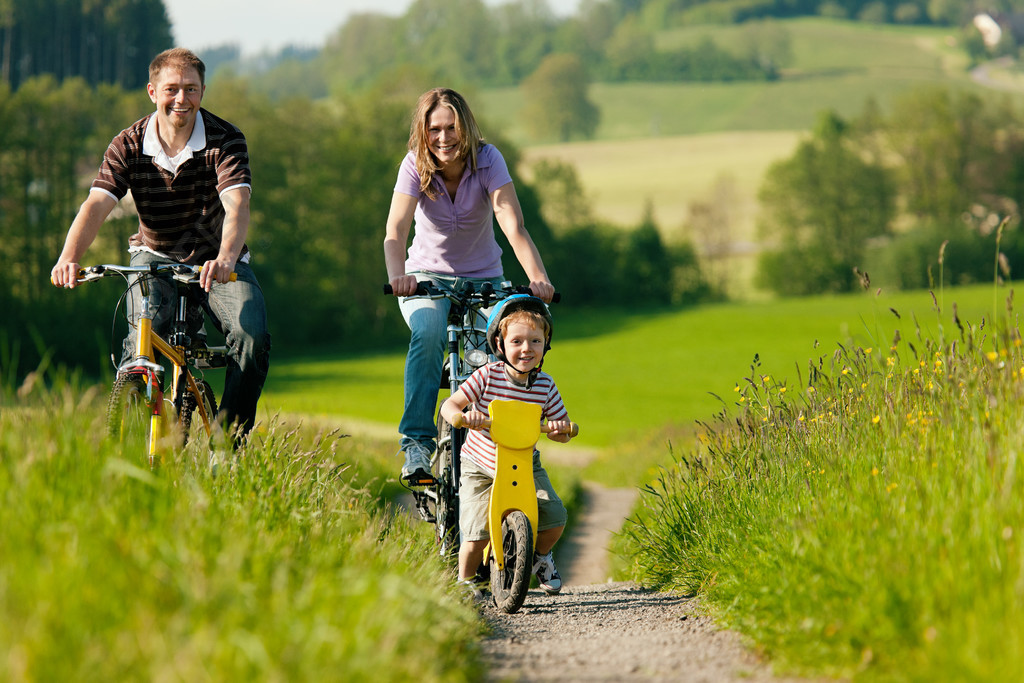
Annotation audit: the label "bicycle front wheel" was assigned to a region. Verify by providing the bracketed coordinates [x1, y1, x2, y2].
[107, 373, 159, 463]
[435, 413, 462, 556]
[490, 510, 534, 614]
[181, 378, 218, 445]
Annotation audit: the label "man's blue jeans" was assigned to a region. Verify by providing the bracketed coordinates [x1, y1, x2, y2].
[123, 251, 272, 440]
[397, 272, 504, 453]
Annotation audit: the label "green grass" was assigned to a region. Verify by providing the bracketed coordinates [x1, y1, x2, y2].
[622, 288, 1024, 680]
[263, 284, 1004, 450]
[0, 385, 485, 681]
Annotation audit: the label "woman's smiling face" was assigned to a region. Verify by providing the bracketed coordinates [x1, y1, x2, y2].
[427, 105, 461, 167]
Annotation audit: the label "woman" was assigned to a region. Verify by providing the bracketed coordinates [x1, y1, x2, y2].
[384, 87, 555, 481]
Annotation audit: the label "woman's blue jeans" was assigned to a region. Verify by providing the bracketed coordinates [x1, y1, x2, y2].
[397, 272, 504, 454]
[123, 250, 272, 440]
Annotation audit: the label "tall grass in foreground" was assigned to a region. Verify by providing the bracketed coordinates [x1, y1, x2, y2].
[624, 292, 1024, 681]
[0, 384, 483, 682]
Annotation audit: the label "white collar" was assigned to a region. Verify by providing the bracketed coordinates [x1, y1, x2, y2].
[143, 110, 207, 174]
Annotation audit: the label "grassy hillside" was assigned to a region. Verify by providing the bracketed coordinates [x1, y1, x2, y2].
[476, 19, 1019, 297]
[480, 18, 981, 145]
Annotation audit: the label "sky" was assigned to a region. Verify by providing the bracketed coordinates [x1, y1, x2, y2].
[164, 0, 582, 57]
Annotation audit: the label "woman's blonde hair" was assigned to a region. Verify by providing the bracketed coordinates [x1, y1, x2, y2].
[408, 88, 483, 200]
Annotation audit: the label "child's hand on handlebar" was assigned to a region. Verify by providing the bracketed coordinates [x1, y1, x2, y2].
[457, 410, 489, 430]
[545, 419, 575, 443]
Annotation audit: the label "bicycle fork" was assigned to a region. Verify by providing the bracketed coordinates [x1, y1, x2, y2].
[122, 280, 168, 464]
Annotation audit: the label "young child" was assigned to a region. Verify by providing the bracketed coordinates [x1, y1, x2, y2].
[439, 294, 575, 597]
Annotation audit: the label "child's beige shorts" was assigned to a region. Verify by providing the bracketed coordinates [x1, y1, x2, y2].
[459, 451, 568, 543]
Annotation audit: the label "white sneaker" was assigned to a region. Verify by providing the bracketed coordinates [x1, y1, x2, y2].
[458, 578, 487, 603]
[400, 442, 432, 481]
[532, 551, 562, 595]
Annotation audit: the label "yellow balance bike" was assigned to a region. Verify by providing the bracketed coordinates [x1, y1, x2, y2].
[455, 399, 578, 613]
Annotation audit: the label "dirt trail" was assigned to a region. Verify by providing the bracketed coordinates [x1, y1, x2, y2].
[479, 483, 813, 683]
[481, 582, 807, 683]
[557, 482, 637, 585]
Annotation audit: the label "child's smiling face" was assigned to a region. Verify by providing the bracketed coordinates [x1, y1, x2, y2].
[502, 320, 546, 378]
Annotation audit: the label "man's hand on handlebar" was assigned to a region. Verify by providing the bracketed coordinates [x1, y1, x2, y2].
[388, 274, 420, 297]
[50, 260, 81, 289]
[200, 258, 236, 292]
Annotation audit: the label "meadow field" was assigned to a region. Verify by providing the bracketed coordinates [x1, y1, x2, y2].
[477, 18, 1023, 297]
[263, 283, 1004, 451]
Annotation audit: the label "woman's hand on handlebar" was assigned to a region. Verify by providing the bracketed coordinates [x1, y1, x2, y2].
[528, 280, 555, 303]
[388, 274, 420, 297]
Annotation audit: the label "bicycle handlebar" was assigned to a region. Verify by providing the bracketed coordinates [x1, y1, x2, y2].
[451, 412, 579, 437]
[383, 282, 561, 304]
[76, 263, 237, 284]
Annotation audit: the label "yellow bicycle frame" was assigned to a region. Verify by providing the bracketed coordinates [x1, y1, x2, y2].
[486, 399, 543, 571]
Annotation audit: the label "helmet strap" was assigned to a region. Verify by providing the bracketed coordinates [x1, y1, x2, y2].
[502, 358, 542, 389]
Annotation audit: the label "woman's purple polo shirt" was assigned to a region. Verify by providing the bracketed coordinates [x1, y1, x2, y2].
[394, 143, 513, 278]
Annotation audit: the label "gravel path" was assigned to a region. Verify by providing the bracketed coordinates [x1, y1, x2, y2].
[478, 483, 812, 682]
[481, 582, 805, 682]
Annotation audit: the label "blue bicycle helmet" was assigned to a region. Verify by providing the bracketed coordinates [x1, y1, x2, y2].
[485, 295, 554, 387]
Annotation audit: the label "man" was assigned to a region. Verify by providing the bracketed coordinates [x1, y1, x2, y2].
[51, 47, 271, 442]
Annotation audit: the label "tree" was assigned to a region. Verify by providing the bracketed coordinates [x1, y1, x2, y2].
[323, 13, 404, 92]
[882, 87, 1002, 224]
[529, 159, 593, 232]
[686, 174, 738, 294]
[491, 0, 558, 85]
[757, 111, 895, 295]
[402, 0, 497, 86]
[0, 0, 171, 89]
[521, 54, 599, 142]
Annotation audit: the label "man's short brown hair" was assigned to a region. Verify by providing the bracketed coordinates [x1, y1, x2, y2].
[149, 48, 206, 86]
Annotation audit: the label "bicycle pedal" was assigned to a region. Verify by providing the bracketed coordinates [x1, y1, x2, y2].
[403, 471, 437, 487]
[411, 490, 436, 523]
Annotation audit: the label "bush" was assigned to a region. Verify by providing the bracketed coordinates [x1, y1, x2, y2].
[863, 221, 1004, 291]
